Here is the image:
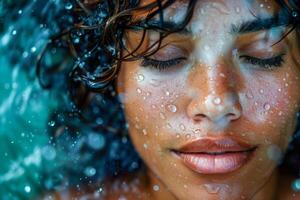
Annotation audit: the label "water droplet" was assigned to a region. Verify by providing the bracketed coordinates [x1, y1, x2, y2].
[143, 143, 148, 149]
[159, 112, 166, 119]
[179, 123, 186, 131]
[150, 79, 160, 87]
[193, 129, 202, 134]
[165, 90, 171, 96]
[146, 92, 151, 96]
[185, 134, 191, 139]
[213, 97, 221, 105]
[136, 88, 142, 94]
[259, 89, 264, 94]
[203, 184, 220, 194]
[84, 167, 96, 177]
[246, 91, 253, 99]
[24, 185, 31, 193]
[65, 2, 73, 10]
[137, 74, 145, 82]
[31, 46, 37, 53]
[176, 133, 181, 138]
[292, 179, 300, 192]
[166, 123, 172, 129]
[48, 121, 55, 127]
[142, 129, 148, 135]
[264, 103, 271, 111]
[151, 104, 157, 109]
[12, 30, 17, 35]
[235, 7, 241, 13]
[278, 111, 283, 116]
[167, 104, 177, 113]
[153, 185, 160, 191]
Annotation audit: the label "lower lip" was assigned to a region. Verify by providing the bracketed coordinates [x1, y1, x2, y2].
[175, 150, 255, 174]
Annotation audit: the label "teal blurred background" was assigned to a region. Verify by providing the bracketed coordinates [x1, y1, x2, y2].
[0, 1, 64, 199]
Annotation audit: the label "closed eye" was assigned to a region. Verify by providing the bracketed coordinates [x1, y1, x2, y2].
[239, 54, 286, 69]
[140, 57, 187, 71]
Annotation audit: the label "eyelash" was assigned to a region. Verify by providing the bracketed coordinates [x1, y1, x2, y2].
[239, 54, 286, 69]
[141, 54, 285, 71]
[141, 57, 187, 71]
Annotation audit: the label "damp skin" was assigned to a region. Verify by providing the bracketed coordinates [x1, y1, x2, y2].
[118, 0, 300, 200]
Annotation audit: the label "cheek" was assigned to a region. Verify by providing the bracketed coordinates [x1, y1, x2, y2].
[240, 69, 300, 147]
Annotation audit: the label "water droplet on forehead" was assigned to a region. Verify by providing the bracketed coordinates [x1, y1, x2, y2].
[235, 7, 241, 13]
[167, 104, 177, 113]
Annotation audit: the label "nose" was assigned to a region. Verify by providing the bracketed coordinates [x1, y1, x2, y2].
[186, 62, 242, 126]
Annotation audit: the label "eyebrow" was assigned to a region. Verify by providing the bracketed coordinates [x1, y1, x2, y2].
[230, 15, 292, 34]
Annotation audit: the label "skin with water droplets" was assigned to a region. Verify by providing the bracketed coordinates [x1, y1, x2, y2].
[117, 0, 300, 200]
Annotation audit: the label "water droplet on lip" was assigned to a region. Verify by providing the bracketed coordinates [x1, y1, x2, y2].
[167, 104, 177, 113]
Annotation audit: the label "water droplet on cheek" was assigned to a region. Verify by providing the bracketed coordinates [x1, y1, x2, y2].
[179, 123, 186, 131]
[159, 112, 166, 119]
[263, 103, 271, 111]
[167, 104, 177, 113]
[246, 91, 254, 99]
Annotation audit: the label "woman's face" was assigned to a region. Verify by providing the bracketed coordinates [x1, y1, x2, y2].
[117, 0, 300, 199]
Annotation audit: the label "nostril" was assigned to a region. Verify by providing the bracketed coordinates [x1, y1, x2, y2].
[226, 113, 239, 121]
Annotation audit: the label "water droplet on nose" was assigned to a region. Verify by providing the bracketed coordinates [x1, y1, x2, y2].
[137, 74, 145, 82]
[167, 104, 177, 113]
[202, 184, 221, 194]
[213, 97, 221, 105]
[179, 123, 186, 131]
[264, 103, 271, 111]
[159, 112, 166, 119]
[246, 91, 254, 99]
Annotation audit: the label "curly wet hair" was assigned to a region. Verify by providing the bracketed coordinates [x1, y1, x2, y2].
[37, 0, 300, 186]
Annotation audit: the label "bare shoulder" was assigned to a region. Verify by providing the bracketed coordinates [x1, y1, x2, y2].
[278, 174, 300, 200]
[39, 172, 150, 200]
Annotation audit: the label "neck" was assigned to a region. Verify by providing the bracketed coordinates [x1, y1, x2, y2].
[144, 168, 279, 200]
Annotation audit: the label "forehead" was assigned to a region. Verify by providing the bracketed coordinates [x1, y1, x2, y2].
[139, 0, 281, 29]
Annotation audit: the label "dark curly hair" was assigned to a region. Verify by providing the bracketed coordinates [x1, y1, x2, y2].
[37, 0, 300, 188]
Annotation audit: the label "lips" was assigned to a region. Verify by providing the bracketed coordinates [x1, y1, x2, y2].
[172, 137, 257, 174]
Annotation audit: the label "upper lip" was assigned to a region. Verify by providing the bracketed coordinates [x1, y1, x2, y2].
[173, 137, 257, 154]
